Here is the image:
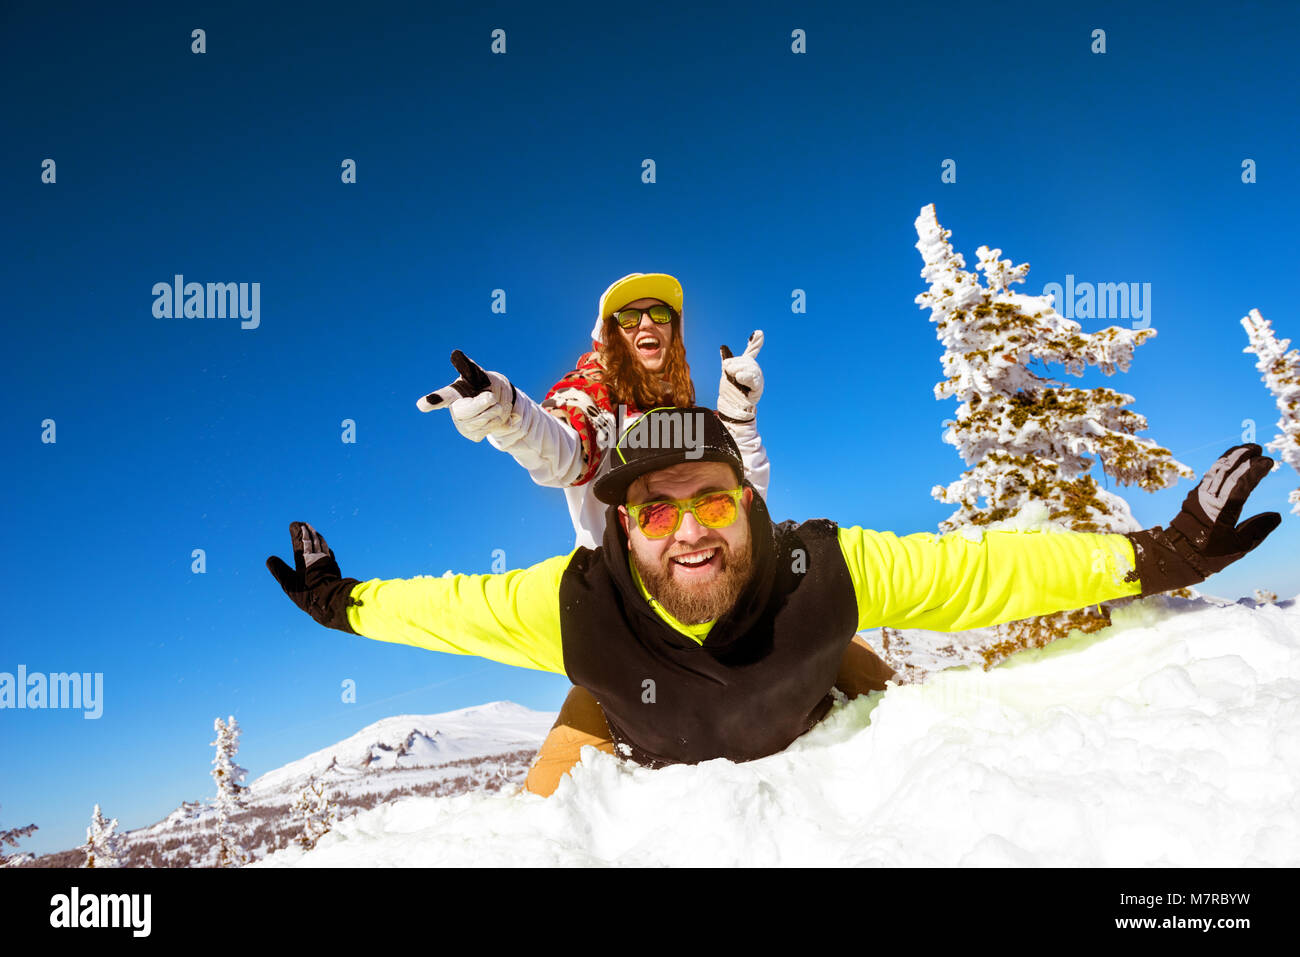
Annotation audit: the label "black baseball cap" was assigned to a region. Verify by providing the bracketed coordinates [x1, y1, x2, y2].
[593, 407, 744, 505]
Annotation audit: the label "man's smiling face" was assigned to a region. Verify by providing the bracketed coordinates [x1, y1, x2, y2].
[615, 297, 674, 373]
[618, 460, 755, 624]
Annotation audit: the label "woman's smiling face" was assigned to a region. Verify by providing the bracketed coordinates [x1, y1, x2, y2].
[615, 297, 674, 374]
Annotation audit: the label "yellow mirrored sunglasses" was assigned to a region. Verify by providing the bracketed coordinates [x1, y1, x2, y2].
[625, 488, 743, 539]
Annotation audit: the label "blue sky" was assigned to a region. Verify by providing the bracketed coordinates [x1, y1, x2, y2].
[2, 0, 1298, 855]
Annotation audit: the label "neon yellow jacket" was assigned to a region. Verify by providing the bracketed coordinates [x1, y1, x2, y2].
[344, 527, 1141, 676]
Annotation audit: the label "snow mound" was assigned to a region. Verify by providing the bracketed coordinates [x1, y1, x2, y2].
[255, 598, 1300, 867]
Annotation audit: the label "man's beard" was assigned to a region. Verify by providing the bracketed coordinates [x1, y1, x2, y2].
[633, 537, 755, 625]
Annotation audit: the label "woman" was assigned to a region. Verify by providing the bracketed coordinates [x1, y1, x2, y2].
[438, 272, 769, 549]
[430, 273, 893, 795]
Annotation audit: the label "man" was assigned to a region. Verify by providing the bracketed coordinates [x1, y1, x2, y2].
[268, 410, 1280, 773]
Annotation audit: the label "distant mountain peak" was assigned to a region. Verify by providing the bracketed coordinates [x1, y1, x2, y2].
[246, 701, 556, 796]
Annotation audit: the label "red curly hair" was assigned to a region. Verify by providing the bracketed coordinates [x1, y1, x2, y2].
[596, 310, 695, 411]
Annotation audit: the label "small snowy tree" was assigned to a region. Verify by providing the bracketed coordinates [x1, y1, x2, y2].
[291, 776, 340, 851]
[1241, 308, 1300, 515]
[914, 205, 1195, 667]
[0, 807, 38, 867]
[210, 715, 249, 867]
[82, 803, 123, 868]
[1253, 587, 1278, 605]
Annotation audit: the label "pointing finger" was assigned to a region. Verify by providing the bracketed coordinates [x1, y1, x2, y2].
[450, 350, 492, 396]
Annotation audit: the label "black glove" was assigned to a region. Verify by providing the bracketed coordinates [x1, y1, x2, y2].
[1124, 444, 1281, 597]
[266, 522, 361, 633]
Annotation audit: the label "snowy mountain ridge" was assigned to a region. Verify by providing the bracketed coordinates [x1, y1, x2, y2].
[23, 701, 557, 867]
[247, 700, 555, 795]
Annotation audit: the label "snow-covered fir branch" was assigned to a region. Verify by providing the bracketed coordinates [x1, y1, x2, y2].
[0, 808, 38, 867]
[1241, 308, 1300, 515]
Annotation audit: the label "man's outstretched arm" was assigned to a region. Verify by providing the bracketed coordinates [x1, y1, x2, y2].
[267, 522, 571, 675]
[840, 524, 1142, 633]
[841, 444, 1281, 633]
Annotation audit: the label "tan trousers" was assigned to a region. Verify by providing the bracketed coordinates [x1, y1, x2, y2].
[522, 634, 896, 797]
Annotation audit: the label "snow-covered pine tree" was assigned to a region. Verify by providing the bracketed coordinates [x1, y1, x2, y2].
[82, 803, 123, 868]
[0, 807, 38, 867]
[291, 776, 340, 851]
[1240, 308, 1300, 515]
[913, 204, 1194, 667]
[210, 715, 249, 867]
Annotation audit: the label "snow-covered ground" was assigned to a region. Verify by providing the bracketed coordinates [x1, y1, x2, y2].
[256, 594, 1300, 867]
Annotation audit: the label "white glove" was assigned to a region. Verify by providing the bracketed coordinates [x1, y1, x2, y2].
[418, 351, 584, 486]
[717, 330, 765, 423]
[448, 369, 517, 442]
